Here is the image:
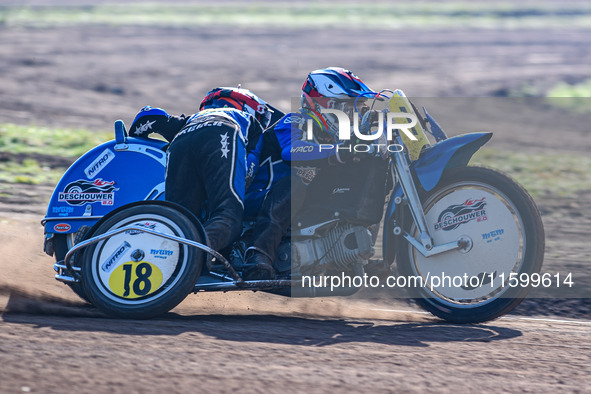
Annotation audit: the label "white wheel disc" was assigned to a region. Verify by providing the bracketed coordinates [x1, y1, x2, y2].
[91, 213, 189, 305]
[411, 182, 524, 304]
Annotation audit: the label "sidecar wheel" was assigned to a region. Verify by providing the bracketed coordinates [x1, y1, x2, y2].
[397, 166, 544, 323]
[81, 203, 204, 319]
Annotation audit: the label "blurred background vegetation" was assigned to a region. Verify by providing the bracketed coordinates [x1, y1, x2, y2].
[2, 2, 591, 29]
[0, 1, 589, 197]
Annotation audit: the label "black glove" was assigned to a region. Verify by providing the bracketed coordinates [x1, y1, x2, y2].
[160, 114, 189, 142]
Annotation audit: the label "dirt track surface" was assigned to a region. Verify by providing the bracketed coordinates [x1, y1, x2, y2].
[2, 304, 591, 393]
[1, 218, 590, 394]
[0, 178, 589, 392]
[1, 5, 591, 392]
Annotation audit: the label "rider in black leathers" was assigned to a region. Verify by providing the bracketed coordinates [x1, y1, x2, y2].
[130, 87, 274, 253]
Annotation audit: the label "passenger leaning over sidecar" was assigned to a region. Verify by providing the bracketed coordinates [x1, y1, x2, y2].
[129, 87, 274, 253]
[129, 105, 189, 143]
[243, 67, 382, 278]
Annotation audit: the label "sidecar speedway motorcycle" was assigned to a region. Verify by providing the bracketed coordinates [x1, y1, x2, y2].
[42, 92, 544, 323]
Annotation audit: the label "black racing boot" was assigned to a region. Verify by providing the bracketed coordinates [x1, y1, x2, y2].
[242, 247, 275, 281]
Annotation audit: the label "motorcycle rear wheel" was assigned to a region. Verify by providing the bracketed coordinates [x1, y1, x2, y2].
[81, 203, 204, 319]
[397, 166, 544, 323]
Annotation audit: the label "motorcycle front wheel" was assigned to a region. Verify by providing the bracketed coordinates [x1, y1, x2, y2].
[397, 166, 545, 323]
[81, 203, 204, 319]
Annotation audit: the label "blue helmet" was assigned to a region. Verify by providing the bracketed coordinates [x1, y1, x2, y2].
[130, 106, 170, 137]
[129, 106, 188, 142]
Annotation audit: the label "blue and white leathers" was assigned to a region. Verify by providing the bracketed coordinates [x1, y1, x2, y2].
[244, 111, 339, 217]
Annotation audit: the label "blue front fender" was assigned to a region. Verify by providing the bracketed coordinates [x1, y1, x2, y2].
[382, 132, 492, 263]
[412, 132, 492, 192]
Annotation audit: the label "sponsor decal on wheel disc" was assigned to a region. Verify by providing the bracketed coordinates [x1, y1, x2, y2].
[434, 197, 488, 231]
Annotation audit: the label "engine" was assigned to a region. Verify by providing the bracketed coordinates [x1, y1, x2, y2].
[291, 223, 375, 275]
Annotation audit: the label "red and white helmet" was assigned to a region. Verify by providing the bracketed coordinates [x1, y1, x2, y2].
[302, 67, 374, 110]
[301, 67, 374, 138]
[200, 87, 274, 129]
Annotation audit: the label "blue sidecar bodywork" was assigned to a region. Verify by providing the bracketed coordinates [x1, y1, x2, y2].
[42, 121, 167, 250]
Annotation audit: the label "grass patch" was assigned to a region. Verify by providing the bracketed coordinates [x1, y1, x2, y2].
[0, 123, 111, 185]
[0, 123, 588, 197]
[548, 79, 591, 97]
[546, 80, 591, 114]
[1, 2, 591, 29]
[0, 124, 111, 158]
[470, 148, 591, 198]
[0, 159, 51, 185]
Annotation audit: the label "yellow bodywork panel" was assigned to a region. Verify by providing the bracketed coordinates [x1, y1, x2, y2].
[388, 90, 430, 161]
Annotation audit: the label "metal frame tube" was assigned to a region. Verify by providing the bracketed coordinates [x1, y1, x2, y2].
[63, 225, 243, 283]
[392, 136, 434, 250]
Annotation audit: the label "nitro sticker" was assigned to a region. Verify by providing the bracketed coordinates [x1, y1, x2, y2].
[53, 223, 71, 232]
[58, 179, 117, 206]
[84, 148, 115, 179]
[101, 241, 131, 273]
[434, 197, 488, 231]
